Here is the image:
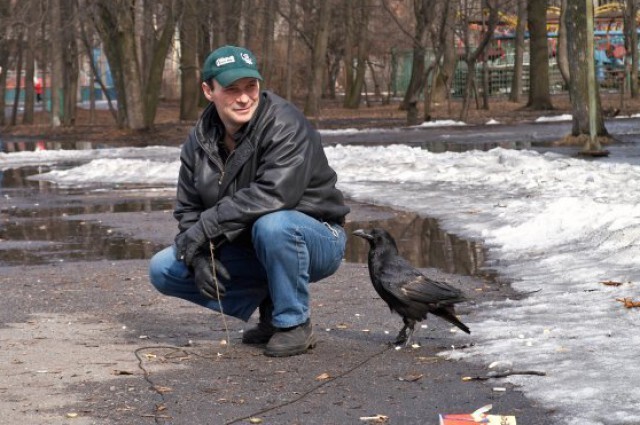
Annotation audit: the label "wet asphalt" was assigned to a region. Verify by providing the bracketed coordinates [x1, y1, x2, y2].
[7, 117, 640, 424]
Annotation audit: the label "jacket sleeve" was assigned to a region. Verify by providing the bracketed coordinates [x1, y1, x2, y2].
[173, 129, 205, 234]
[200, 108, 319, 241]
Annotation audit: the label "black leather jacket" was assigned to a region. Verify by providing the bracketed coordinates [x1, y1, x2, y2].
[174, 90, 350, 244]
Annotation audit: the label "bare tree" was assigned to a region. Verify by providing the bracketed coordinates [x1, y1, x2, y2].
[624, 0, 638, 98]
[22, 0, 40, 125]
[0, 0, 9, 127]
[556, 0, 570, 87]
[397, 0, 429, 120]
[457, 0, 500, 121]
[343, 0, 371, 108]
[303, 0, 331, 116]
[284, 0, 297, 100]
[431, 0, 457, 106]
[526, 0, 553, 109]
[179, 0, 199, 121]
[90, 0, 179, 130]
[49, 0, 64, 126]
[564, 0, 609, 141]
[424, 0, 455, 121]
[508, 0, 526, 102]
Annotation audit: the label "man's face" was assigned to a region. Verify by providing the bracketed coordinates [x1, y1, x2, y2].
[203, 77, 260, 130]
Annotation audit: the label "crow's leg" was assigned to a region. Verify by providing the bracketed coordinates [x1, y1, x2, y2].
[393, 322, 409, 346]
[403, 318, 417, 347]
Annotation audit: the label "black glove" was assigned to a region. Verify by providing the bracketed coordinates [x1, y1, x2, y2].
[175, 220, 209, 266]
[191, 252, 230, 300]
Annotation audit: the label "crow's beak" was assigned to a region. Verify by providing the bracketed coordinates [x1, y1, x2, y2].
[352, 229, 372, 240]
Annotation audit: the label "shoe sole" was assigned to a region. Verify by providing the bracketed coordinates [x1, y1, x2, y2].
[263, 334, 317, 357]
[242, 335, 274, 345]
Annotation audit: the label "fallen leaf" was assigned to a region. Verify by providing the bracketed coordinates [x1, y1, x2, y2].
[601, 280, 624, 286]
[153, 386, 172, 394]
[113, 370, 134, 376]
[315, 372, 331, 381]
[66, 412, 78, 418]
[359, 414, 389, 423]
[249, 418, 263, 424]
[617, 297, 640, 308]
[398, 373, 423, 382]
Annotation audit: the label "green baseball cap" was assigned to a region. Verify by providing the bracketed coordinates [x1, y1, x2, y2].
[201, 45, 263, 87]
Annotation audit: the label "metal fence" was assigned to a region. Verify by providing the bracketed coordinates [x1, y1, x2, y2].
[391, 43, 629, 99]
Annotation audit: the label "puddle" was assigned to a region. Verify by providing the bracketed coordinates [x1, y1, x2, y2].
[1, 198, 174, 266]
[2, 196, 486, 278]
[343, 205, 486, 277]
[2, 138, 487, 274]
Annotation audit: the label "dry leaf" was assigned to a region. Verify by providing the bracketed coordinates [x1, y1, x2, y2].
[66, 412, 78, 418]
[113, 370, 134, 376]
[153, 385, 173, 394]
[398, 373, 423, 382]
[600, 280, 623, 286]
[249, 418, 263, 424]
[359, 414, 389, 423]
[616, 297, 640, 308]
[315, 372, 331, 381]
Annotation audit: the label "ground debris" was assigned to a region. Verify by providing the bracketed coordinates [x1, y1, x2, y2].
[462, 370, 546, 381]
[600, 280, 625, 287]
[359, 414, 389, 423]
[616, 297, 640, 308]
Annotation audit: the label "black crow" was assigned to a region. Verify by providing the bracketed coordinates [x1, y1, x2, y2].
[353, 228, 470, 346]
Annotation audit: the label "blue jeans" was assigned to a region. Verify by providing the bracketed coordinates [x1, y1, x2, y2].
[149, 211, 346, 328]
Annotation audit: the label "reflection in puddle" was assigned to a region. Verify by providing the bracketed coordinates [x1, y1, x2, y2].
[0, 199, 173, 266]
[3, 197, 487, 278]
[344, 207, 486, 277]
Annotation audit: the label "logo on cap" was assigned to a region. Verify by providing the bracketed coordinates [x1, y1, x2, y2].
[216, 56, 235, 67]
[240, 53, 253, 65]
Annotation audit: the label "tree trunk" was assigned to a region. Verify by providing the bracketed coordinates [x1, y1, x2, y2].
[344, 0, 370, 109]
[509, 0, 526, 102]
[0, 0, 8, 127]
[260, 0, 276, 85]
[459, 0, 499, 121]
[565, 0, 608, 138]
[342, 0, 355, 106]
[526, 0, 553, 109]
[431, 1, 456, 105]
[141, 1, 178, 128]
[10, 27, 24, 126]
[284, 0, 296, 101]
[61, 0, 78, 126]
[556, 0, 570, 89]
[92, 0, 177, 130]
[625, 0, 638, 98]
[180, 0, 199, 121]
[401, 0, 428, 112]
[303, 0, 330, 117]
[50, 0, 64, 127]
[22, 0, 37, 125]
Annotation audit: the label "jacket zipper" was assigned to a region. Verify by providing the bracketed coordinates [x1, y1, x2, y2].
[218, 150, 236, 185]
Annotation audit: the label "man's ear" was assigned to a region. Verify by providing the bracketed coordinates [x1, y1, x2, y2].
[202, 81, 214, 101]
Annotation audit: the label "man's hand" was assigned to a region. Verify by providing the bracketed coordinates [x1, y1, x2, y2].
[174, 221, 209, 266]
[191, 252, 230, 300]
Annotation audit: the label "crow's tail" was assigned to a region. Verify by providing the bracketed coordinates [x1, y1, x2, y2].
[433, 307, 471, 334]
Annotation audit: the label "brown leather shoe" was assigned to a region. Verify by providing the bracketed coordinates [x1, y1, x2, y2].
[264, 319, 316, 357]
[242, 299, 276, 345]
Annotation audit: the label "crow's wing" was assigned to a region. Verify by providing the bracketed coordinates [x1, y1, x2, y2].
[379, 254, 464, 305]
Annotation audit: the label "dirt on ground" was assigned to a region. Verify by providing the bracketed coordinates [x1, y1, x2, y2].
[2, 92, 637, 145]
